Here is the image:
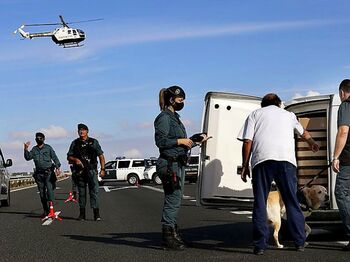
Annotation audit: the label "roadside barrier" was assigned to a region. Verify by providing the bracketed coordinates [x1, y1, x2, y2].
[10, 173, 70, 189]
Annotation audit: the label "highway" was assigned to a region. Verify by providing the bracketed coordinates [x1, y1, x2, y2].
[0, 179, 348, 262]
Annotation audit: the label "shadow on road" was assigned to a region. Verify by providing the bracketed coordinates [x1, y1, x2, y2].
[63, 221, 347, 253]
[63, 222, 254, 254]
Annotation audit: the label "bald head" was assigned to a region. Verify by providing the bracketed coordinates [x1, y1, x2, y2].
[261, 93, 282, 108]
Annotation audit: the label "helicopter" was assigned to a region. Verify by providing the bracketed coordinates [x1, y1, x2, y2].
[14, 15, 102, 48]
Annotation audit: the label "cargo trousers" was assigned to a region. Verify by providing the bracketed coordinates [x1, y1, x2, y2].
[158, 160, 186, 228]
[335, 165, 350, 240]
[73, 169, 100, 209]
[34, 171, 55, 213]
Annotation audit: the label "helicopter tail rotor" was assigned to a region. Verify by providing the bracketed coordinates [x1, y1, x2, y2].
[13, 25, 29, 38]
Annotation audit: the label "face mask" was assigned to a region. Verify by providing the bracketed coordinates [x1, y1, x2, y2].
[35, 138, 44, 145]
[173, 102, 184, 111]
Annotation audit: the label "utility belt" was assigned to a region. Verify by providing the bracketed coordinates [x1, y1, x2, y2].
[159, 153, 188, 166]
[35, 166, 54, 176]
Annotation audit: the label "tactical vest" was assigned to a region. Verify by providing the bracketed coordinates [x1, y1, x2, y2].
[72, 138, 98, 168]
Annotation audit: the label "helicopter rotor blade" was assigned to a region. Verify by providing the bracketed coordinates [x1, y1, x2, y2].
[59, 15, 69, 27]
[66, 18, 104, 25]
[25, 23, 61, 26]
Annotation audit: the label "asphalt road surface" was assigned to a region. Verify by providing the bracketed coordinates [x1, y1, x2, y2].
[0, 178, 348, 262]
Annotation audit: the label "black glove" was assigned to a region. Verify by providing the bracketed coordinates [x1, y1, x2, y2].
[189, 132, 207, 143]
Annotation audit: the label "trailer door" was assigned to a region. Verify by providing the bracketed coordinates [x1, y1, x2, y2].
[197, 92, 261, 208]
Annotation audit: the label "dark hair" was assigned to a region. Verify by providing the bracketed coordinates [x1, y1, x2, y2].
[158, 86, 186, 111]
[339, 79, 350, 93]
[35, 132, 45, 139]
[261, 93, 282, 108]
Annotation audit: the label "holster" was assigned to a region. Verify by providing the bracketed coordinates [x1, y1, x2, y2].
[162, 160, 181, 193]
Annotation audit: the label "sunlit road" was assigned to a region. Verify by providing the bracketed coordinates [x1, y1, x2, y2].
[0, 179, 348, 262]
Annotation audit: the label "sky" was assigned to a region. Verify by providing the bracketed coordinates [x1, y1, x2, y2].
[1, 0, 349, 172]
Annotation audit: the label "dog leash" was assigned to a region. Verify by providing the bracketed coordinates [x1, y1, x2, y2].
[299, 162, 332, 190]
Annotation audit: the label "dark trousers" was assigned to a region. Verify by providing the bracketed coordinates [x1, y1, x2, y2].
[73, 169, 99, 209]
[252, 160, 305, 250]
[161, 162, 185, 228]
[34, 172, 55, 213]
[335, 165, 350, 240]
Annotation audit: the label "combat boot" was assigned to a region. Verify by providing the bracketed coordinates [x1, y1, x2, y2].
[77, 208, 86, 221]
[162, 225, 185, 251]
[174, 224, 186, 246]
[93, 208, 101, 221]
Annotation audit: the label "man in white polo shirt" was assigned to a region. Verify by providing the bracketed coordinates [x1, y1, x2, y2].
[238, 93, 319, 255]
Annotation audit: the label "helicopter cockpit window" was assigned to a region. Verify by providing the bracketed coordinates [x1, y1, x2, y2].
[68, 30, 71, 34]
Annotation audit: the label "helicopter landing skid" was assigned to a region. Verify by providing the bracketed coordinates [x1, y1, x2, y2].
[61, 43, 84, 48]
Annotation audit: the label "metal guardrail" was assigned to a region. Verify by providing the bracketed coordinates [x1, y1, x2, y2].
[9, 173, 71, 189]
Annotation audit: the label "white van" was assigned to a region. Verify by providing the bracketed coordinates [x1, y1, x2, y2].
[197, 92, 340, 221]
[98, 158, 148, 186]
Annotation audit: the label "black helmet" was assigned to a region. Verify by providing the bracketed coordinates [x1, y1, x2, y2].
[166, 85, 186, 100]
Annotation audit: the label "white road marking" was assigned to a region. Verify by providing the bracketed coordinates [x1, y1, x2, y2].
[109, 186, 139, 192]
[142, 185, 194, 199]
[190, 199, 196, 202]
[103, 186, 110, 192]
[230, 211, 252, 215]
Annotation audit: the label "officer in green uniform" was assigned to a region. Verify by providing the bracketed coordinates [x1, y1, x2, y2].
[154, 86, 209, 250]
[24, 132, 61, 217]
[67, 123, 105, 221]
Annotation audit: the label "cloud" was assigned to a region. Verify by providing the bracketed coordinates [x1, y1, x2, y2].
[9, 125, 69, 139]
[0, 140, 24, 150]
[292, 90, 321, 99]
[123, 148, 143, 158]
[38, 125, 69, 138]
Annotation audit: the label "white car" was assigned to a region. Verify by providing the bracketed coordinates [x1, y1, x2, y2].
[98, 158, 148, 186]
[0, 147, 12, 206]
[144, 158, 161, 185]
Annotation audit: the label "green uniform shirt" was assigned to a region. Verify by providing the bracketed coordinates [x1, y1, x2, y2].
[154, 108, 187, 157]
[24, 144, 61, 171]
[67, 137, 103, 166]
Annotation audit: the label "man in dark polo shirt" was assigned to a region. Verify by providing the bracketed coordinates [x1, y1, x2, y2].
[332, 79, 350, 251]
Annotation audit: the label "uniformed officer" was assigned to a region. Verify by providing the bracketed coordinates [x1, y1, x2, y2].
[24, 132, 61, 217]
[67, 123, 105, 221]
[154, 86, 209, 250]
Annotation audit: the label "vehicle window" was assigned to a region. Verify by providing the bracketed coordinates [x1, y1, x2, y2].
[105, 161, 116, 169]
[73, 30, 77, 35]
[68, 30, 71, 34]
[132, 160, 145, 167]
[188, 156, 199, 165]
[118, 161, 130, 168]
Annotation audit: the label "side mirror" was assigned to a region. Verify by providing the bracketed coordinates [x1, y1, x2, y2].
[5, 159, 12, 167]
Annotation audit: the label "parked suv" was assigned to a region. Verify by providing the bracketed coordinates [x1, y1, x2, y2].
[144, 158, 160, 185]
[0, 147, 12, 206]
[98, 158, 148, 186]
[146, 155, 199, 185]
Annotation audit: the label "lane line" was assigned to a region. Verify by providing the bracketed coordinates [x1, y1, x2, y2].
[109, 186, 139, 191]
[103, 186, 110, 192]
[142, 185, 194, 199]
[230, 211, 252, 215]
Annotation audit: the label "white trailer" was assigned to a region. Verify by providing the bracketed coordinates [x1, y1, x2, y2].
[197, 92, 340, 221]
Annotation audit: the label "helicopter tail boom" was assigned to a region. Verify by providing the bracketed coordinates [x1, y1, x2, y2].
[14, 25, 53, 39]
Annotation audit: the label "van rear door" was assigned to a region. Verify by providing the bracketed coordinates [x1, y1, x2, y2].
[285, 94, 340, 212]
[197, 92, 261, 208]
